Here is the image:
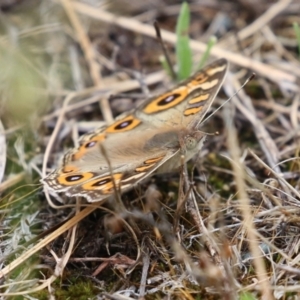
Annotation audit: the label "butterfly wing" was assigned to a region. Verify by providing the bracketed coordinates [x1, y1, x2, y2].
[83, 59, 228, 138]
[42, 59, 228, 202]
[135, 58, 228, 130]
[43, 128, 182, 202]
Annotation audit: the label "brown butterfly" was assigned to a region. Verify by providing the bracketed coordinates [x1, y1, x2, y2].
[42, 59, 228, 202]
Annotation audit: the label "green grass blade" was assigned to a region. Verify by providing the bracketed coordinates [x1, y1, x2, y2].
[197, 36, 217, 70]
[159, 55, 173, 78]
[293, 22, 300, 59]
[176, 2, 192, 80]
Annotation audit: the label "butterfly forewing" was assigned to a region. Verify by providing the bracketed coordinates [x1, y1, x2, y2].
[136, 58, 228, 130]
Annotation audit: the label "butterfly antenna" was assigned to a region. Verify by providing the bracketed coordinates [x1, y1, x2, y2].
[201, 73, 255, 125]
[154, 21, 176, 80]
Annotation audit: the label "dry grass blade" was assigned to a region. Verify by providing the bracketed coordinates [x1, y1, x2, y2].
[0, 172, 25, 193]
[224, 74, 280, 171]
[139, 248, 150, 297]
[219, 0, 293, 47]
[70, 1, 296, 86]
[42, 70, 165, 121]
[0, 203, 100, 281]
[0, 118, 6, 184]
[60, 0, 113, 123]
[223, 104, 273, 299]
[249, 149, 300, 200]
[1, 1, 300, 298]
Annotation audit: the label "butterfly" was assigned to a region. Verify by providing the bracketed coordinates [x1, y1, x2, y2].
[42, 59, 228, 202]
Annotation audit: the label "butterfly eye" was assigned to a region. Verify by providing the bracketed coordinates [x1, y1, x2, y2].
[65, 175, 84, 182]
[58, 172, 94, 185]
[72, 133, 107, 161]
[85, 141, 97, 148]
[81, 174, 123, 193]
[185, 136, 197, 150]
[157, 94, 178, 105]
[115, 120, 132, 129]
[143, 87, 188, 114]
[106, 116, 141, 133]
[91, 178, 111, 186]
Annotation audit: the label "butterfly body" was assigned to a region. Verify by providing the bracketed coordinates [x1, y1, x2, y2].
[42, 59, 228, 202]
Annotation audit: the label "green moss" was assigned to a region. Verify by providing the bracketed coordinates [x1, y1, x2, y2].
[29, 279, 100, 300]
[54, 279, 99, 300]
[205, 153, 233, 197]
[28, 290, 49, 300]
[239, 291, 258, 300]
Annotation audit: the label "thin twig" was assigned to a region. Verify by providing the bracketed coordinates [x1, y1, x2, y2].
[219, 0, 293, 48]
[69, 0, 297, 87]
[154, 21, 176, 80]
[60, 0, 113, 123]
[223, 104, 274, 300]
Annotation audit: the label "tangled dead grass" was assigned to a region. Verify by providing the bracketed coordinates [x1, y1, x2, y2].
[0, 0, 300, 299]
